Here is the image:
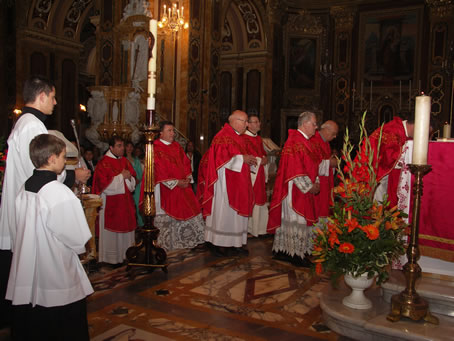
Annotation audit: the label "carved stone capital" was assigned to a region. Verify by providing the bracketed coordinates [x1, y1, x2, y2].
[330, 6, 356, 31]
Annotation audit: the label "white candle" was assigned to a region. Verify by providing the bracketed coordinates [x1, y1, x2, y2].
[443, 123, 452, 138]
[412, 94, 431, 165]
[147, 19, 158, 110]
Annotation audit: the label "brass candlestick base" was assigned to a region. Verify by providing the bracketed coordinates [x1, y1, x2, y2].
[387, 164, 438, 324]
[126, 121, 168, 275]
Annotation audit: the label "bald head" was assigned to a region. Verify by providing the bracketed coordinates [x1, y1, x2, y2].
[320, 120, 339, 142]
[229, 110, 248, 134]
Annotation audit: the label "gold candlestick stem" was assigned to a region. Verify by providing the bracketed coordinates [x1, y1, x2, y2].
[387, 164, 438, 324]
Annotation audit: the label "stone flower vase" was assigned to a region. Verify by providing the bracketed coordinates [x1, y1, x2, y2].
[342, 272, 375, 309]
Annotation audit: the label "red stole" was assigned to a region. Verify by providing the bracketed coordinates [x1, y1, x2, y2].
[202, 123, 254, 217]
[92, 154, 137, 233]
[154, 139, 201, 220]
[359, 117, 408, 206]
[242, 132, 267, 206]
[311, 131, 334, 218]
[267, 130, 321, 233]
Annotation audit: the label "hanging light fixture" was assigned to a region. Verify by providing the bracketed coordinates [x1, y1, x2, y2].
[157, 2, 188, 32]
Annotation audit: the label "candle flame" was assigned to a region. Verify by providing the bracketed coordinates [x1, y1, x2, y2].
[13, 108, 22, 116]
[79, 104, 86, 111]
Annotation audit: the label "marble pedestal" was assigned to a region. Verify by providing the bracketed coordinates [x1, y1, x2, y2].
[320, 279, 454, 341]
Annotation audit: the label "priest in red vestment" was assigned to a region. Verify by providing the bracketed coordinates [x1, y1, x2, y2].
[92, 136, 137, 265]
[242, 114, 268, 237]
[357, 117, 414, 207]
[267, 111, 322, 267]
[153, 121, 205, 251]
[311, 120, 339, 219]
[202, 110, 255, 256]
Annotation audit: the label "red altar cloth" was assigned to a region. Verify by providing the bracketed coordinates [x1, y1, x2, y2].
[415, 141, 454, 262]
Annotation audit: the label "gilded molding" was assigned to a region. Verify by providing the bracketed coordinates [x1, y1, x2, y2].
[330, 6, 356, 31]
[287, 11, 323, 35]
[425, 0, 454, 18]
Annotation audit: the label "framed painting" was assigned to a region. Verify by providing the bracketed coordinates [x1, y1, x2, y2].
[287, 36, 317, 90]
[358, 6, 423, 87]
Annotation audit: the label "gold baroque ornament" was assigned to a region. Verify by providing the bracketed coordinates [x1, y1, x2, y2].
[330, 6, 356, 31]
[425, 0, 454, 18]
[288, 11, 323, 35]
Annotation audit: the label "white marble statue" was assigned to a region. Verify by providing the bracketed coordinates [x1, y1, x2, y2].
[125, 91, 141, 144]
[130, 35, 148, 93]
[122, 0, 152, 21]
[86, 90, 108, 151]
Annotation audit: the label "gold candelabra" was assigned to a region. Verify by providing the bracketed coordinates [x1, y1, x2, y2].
[126, 110, 168, 275]
[157, 1, 188, 32]
[387, 164, 438, 324]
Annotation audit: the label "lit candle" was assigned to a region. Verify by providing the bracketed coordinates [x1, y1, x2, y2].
[412, 94, 431, 165]
[181, 6, 184, 17]
[443, 122, 452, 138]
[147, 19, 158, 112]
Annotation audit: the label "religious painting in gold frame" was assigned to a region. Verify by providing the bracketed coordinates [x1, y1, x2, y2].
[357, 6, 423, 88]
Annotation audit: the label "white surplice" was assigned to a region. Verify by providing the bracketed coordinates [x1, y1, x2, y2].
[205, 155, 248, 247]
[98, 150, 136, 264]
[6, 180, 93, 307]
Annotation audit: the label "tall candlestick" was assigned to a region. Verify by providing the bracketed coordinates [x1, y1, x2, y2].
[443, 123, 451, 138]
[412, 94, 431, 165]
[399, 81, 402, 111]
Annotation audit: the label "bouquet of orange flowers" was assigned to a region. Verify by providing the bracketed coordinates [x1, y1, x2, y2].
[312, 114, 408, 285]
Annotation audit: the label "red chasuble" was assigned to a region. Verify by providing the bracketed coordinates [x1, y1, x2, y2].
[242, 132, 267, 206]
[311, 131, 334, 218]
[358, 117, 408, 206]
[267, 130, 322, 233]
[153, 139, 201, 220]
[92, 155, 137, 233]
[202, 123, 254, 218]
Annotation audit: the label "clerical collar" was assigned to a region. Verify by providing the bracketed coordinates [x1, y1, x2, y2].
[25, 169, 57, 193]
[22, 106, 48, 123]
[106, 150, 122, 159]
[160, 139, 172, 145]
[245, 129, 257, 137]
[402, 120, 409, 137]
[297, 129, 310, 140]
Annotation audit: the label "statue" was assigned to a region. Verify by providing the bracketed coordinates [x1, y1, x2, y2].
[125, 91, 141, 144]
[86, 90, 108, 151]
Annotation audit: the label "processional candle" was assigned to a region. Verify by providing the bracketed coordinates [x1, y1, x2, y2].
[412, 94, 431, 165]
[146, 19, 158, 126]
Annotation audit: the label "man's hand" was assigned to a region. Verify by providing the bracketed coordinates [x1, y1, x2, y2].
[309, 183, 320, 194]
[329, 155, 338, 168]
[75, 168, 91, 184]
[177, 179, 190, 188]
[121, 169, 132, 180]
[243, 154, 258, 166]
[261, 156, 268, 165]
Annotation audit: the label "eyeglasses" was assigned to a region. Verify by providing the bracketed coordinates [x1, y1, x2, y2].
[236, 118, 247, 122]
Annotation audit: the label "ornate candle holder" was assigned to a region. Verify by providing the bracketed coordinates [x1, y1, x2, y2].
[387, 164, 438, 324]
[126, 109, 168, 275]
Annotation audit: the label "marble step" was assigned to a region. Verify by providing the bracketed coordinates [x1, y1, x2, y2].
[381, 269, 454, 317]
[320, 281, 454, 341]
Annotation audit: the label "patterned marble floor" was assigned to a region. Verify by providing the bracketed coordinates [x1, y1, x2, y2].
[87, 236, 341, 340]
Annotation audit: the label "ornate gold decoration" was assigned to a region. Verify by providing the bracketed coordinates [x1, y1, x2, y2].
[387, 165, 439, 325]
[425, 0, 454, 18]
[330, 6, 356, 31]
[287, 11, 323, 35]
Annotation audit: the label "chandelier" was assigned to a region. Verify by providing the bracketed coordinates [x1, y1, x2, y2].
[157, 2, 188, 32]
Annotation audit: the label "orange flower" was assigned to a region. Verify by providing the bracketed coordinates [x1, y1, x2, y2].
[339, 242, 355, 254]
[362, 224, 380, 240]
[328, 233, 340, 248]
[315, 262, 323, 274]
[344, 217, 360, 233]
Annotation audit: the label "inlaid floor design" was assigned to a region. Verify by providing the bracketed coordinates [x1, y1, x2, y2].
[87, 236, 340, 340]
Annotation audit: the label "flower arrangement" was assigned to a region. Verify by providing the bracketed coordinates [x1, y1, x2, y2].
[312, 113, 408, 285]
